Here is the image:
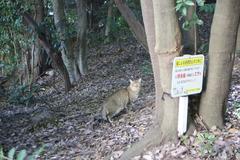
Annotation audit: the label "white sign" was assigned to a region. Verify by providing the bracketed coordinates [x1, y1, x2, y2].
[171, 55, 205, 97]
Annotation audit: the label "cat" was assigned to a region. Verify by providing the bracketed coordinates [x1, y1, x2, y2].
[101, 78, 141, 123]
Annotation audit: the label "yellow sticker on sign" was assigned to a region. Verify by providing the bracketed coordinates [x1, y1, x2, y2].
[176, 57, 204, 67]
[171, 55, 205, 97]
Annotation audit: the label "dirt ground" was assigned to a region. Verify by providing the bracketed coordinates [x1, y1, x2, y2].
[1, 13, 240, 160]
[0, 38, 156, 159]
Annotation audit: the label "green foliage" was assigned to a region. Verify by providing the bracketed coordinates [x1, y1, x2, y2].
[0, 146, 44, 160]
[141, 60, 153, 75]
[180, 135, 189, 146]
[176, 0, 195, 17]
[8, 84, 40, 105]
[199, 4, 215, 13]
[176, 0, 204, 30]
[89, 0, 140, 45]
[233, 102, 240, 119]
[198, 43, 209, 54]
[7, 148, 16, 160]
[0, 0, 33, 76]
[195, 132, 217, 157]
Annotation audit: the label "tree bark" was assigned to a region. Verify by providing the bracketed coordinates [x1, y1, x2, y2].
[199, 0, 240, 128]
[114, 0, 148, 50]
[119, 1, 164, 159]
[236, 24, 240, 54]
[52, 0, 80, 83]
[75, 0, 88, 75]
[31, 0, 49, 80]
[104, 0, 113, 43]
[23, 13, 71, 92]
[119, 0, 181, 159]
[152, 0, 180, 142]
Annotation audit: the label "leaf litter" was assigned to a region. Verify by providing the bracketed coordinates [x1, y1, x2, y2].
[0, 12, 240, 160]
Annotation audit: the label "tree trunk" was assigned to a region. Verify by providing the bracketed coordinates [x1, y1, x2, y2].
[114, 0, 148, 50]
[104, 0, 113, 43]
[199, 0, 240, 128]
[52, 0, 80, 83]
[23, 13, 72, 92]
[152, 0, 181, 142]
[119, 0, 181, 159]
[236, 24, 240, 54]
[31, 0, 48, 81]
[75, 0, 88, 75]
[119, 1, 163, 159]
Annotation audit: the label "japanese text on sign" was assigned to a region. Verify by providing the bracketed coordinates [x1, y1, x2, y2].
[171, 55, 205, 97]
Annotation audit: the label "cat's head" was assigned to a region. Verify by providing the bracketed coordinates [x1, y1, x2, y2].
[129, 78, 141, 91]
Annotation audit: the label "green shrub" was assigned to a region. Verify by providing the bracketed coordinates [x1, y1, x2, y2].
[195, 132, 217, 157]
[141, 60, 153, 75]
[199, 4, 215, 13]
[0, 146, 44, 160]
[8, 84, 39, 105]
[233, 102, 240, 119]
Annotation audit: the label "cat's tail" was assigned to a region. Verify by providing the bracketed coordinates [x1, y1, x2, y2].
[93, 105, 107, 122]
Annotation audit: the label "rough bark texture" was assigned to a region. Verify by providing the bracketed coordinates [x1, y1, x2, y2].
[52, 0, 88, 81]
[236, 24, 240, 54]
[31, 0, 49, 80]
[119, 0, 181, 159]
[199, 0, 240, 128]
[114, 0, 148, 50]
[119, 1, 163, 159]
[105, 0, 113, 38]
[23, 13, 71, 92]
[52, 0, 80, 83]
[153, 0, 180, 140]
[75, 0, 88, 75]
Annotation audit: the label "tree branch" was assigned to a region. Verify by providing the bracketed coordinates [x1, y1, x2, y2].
[22, 13, 72, 92]
[114, 0, 148, 50]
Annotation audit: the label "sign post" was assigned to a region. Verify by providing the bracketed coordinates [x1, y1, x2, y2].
[171, 55, 205, 136]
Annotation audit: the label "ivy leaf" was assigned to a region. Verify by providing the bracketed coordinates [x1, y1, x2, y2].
[196, 0, 204, 6]
[182, 21, 190, 30]
[181, 7, 187, 16]
[185, 0, 194, 6]
[0, 147, 4, 160]
[175, 3, 183, 11]
[16, 150, 27, 160]
[8, 148, 16, 160]
[197, 19, 203, 25]
[176, 0, 182, 3]
[27, 145, 45, 160]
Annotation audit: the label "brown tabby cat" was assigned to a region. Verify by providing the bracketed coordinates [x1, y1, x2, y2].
[101, 78, 141, 123]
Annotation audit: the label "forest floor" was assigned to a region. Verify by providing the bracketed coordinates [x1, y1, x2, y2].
[1, 13, 240, 160]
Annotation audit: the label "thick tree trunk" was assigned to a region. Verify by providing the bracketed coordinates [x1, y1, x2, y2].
[114, 0, 148, 50]
[52, 0, 80, 83]
[119, 1, 164, 159]
[153, 0, 180, 141]
[75, 0, 88, 75]
[23, 13, 71, 92]
[199, 0, 240, 128]
[119, 0, 181, 159]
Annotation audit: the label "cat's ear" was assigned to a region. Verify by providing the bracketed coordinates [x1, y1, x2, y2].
[138, 78, 142, 83]
[130, 79, 133, 84]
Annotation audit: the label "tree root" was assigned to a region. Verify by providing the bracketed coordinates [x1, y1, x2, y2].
[116, 113, 197, 160]
[119, 125, 163, 160]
